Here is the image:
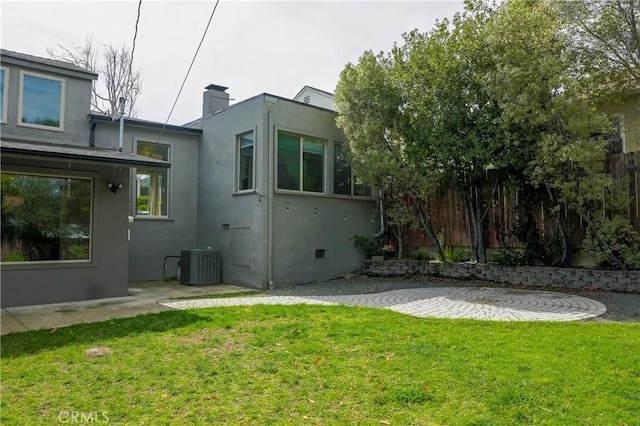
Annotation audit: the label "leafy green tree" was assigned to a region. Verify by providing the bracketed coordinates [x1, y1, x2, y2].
[484, 0, 614, 266]
[335, 50, 445, 259]
[555, 0, 640, 94]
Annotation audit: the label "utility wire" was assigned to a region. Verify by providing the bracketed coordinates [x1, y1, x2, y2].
[129, 0, 143, 90]
[155, 0, 221, 143]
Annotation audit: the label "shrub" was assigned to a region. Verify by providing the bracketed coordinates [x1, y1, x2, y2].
[351, 235, 384, 258]
[443, 246, 470, 263]
[490, 249, 525, 266]
[66, 244, 88, 260]
[410, 248, 432, 261]
[583, 215, 640, 270]
[3, 251, 28, 262]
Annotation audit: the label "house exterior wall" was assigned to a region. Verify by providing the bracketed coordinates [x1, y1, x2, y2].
[601, 94, 640, 153]
[92, 122, 201, 281]
[1, 158, 130, 307]
[1, 55, 94, 146]
[192, 94, 378, 289]
[293, 86, 336, 111]
[268, 98, 377, 285]
[193, 97, 268, 289]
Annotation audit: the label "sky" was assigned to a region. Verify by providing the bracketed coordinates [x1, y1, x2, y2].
[1, 0, 465, 125]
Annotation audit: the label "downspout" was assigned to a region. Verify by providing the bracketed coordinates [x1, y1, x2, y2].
[267, 108, 274, 290]
[118, 97, 125, 152]
[374, 190, 384, 237]
[89, 118, 97, 147]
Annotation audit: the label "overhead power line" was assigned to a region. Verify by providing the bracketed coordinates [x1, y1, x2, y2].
[129, 0, 143, 86]
[156, 0, 221, 143]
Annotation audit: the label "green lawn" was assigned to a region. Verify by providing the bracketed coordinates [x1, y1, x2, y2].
[2, 305, 639, 425]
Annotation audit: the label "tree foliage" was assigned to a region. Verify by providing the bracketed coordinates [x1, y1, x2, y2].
[48, 36, 142, 117]
[555, 0, 640, 94]
[336, 0, 630, 267]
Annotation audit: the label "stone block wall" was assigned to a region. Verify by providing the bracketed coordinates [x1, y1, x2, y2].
[362, 260, 640, 293]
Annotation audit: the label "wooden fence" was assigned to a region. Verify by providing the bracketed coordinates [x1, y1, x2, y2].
[393, 151, 640, 253]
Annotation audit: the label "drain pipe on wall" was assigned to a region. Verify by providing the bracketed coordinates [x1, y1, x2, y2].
[118, 97, 125, 152]
[374, 190, 384, 238]
[267, 108, 275, 290]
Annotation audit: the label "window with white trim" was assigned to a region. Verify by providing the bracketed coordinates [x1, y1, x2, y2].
[19, 71, 65, 130]
[0, 67, 7, 123]
[605, 114, 625, 154]
[333, 142, 372, 197]
[1, 172, 92, 262]
[237, 131, 254, 191]
[277, 132, 325, 193]
[136, 142, 169, 217]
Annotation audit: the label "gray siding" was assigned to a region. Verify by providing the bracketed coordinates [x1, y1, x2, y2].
[92, 122, 201, 281]
[194, 98, 267, 288]
[0, 160, 129, 307]
[194, 95, 377, 289]
[1, 61, 93, 146]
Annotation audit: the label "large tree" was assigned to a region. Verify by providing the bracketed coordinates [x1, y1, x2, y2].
[484, 0, 614, 266]
[48, 37, 142, 117]
[555, 0, 640, 94]
[336, 0, 620, 266]
[335, 50, 445, 259]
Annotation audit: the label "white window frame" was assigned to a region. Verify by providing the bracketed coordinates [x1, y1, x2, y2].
[611, 114, 626, 154]
[134, 141, 171, 218]
[236, 131, 255, 193]
[277, 131, 326, 194]
[0, 67, 8, 124]
[18, 70, 65, 132]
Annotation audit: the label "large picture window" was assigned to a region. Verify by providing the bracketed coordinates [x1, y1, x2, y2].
[237, 132, 254, 191]
[0, 67, 7, 123]
[277, 132, 325, 193]
[333, 142, 372, 197]
[1, 172, 92, 262]
[136, 142, 169, 217]
[19, 71, 65, 130]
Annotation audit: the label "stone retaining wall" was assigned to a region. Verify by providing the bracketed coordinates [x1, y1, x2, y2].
[362, 260, 640, 293]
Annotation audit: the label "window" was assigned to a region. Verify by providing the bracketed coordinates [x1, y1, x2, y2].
[1, 172, 92, 262]
[136, 142, 169, 216]
[333, 142, 372, 197]
[277, 132, 325, 193]
[19, 71, 65, 130]
[237, 132, 254, 191]
[605, 115, 625, 154]
[0, 67, 7, 123]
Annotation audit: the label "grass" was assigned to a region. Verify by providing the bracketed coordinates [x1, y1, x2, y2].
[1, 305, 639, 425]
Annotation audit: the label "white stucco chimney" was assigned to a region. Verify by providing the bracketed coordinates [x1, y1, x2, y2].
[203, 84, 230, 116]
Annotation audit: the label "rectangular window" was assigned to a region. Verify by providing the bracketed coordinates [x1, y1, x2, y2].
[237, 132, 254, 191]
[1, 172, 92, 262]
[277, 132, 325, 193]
[605, 115, 625, 154]
[333, 142, 372, 197]
[136, 142, 169, 216]
[0, 67, 7, 123]
[19, 71, 65, 130]
[333, 142, 351, 195]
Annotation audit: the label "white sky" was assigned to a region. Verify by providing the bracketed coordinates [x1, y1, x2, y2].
[1, 0, 465, 125]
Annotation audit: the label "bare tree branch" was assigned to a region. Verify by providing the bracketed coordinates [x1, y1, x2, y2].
[48, 37, 142, 117]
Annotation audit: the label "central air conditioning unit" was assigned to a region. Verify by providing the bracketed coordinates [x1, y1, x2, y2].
[180, 249, 221, 285]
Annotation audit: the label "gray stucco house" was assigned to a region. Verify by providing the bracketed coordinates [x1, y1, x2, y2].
[1, 49, 377, 307]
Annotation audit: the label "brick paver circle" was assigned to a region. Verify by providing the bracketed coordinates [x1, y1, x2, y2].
[160, 287, 607, 322]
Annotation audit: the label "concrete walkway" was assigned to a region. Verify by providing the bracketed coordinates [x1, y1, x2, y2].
[0, 281, 252, 335]
[161, 287, 607, 322]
